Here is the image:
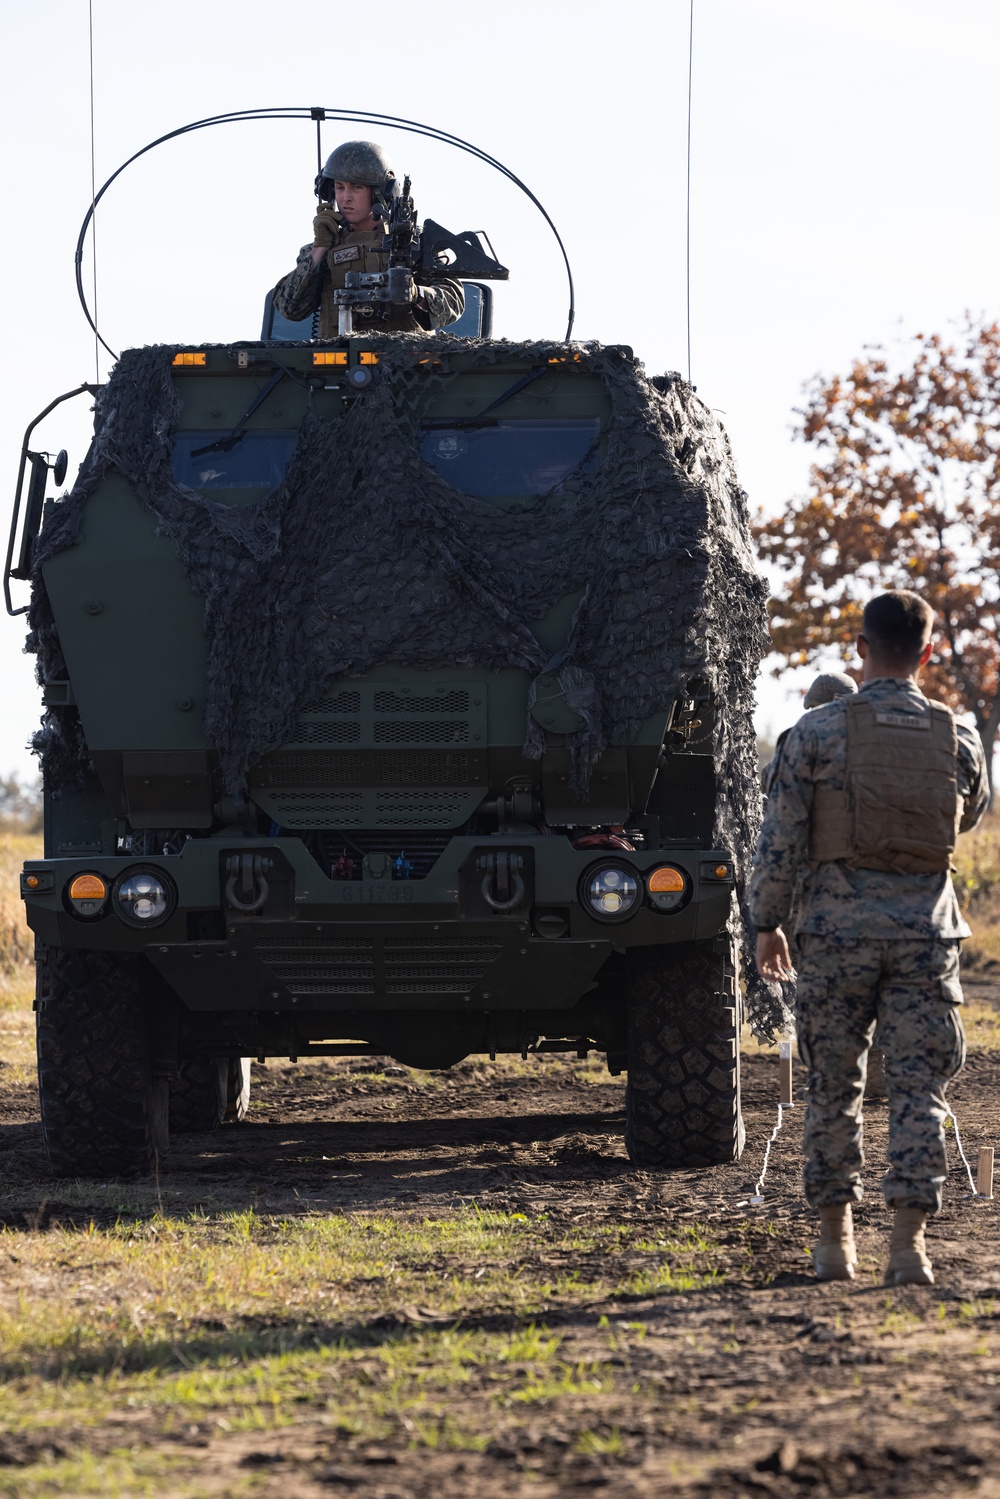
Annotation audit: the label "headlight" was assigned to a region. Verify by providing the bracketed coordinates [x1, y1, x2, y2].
[647, 865, 688, 912]
[64, 872, 109, 920]
[113, 867, 176, 927]
[582, 863, 639, 921]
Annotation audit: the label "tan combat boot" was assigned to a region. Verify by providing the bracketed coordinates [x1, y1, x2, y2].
[885, 1208, 934, 1286]
[814, 1204, 858, 1281]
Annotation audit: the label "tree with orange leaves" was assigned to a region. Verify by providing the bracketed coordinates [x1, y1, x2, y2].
[755, 317, 1000, 782]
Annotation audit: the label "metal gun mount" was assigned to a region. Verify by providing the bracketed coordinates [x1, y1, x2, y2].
[334, 220, 509, 335]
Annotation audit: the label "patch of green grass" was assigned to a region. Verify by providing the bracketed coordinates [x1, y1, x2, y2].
[0, 1208, 719, 1493]
[0, 1209, 722, 1385]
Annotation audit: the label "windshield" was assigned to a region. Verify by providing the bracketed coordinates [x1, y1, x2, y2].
[419, 418, 601, 498]
[172, 430, 297, 490]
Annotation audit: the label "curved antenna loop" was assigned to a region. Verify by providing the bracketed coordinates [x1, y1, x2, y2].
[76, 107, 575, 362]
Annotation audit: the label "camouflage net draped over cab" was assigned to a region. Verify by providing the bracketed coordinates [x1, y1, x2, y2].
[28, 336, 789, 1039]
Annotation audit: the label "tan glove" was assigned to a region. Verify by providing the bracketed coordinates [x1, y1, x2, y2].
[312, 207, 340, 249]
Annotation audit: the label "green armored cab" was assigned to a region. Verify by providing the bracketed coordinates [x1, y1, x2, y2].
[7, 120, 770, 1179]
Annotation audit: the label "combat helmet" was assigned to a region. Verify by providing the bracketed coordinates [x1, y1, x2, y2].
[315, 140, 398, 221]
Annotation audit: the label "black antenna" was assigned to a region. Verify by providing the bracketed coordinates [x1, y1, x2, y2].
[311, 105, 325, 176]
[73, 107, 576, 361]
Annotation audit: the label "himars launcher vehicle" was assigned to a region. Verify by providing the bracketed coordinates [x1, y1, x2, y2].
[6, 109, 771, 1178]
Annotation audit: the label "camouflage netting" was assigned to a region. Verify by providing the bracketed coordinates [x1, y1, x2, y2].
[27, 336, 791, 1039]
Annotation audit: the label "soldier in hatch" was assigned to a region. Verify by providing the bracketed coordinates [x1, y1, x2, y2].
[750, 591, 988, 1286]
[273, 140, 464, 336]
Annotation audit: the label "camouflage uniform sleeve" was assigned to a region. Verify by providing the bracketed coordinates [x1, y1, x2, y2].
[415, 278, 465, 330]
[956, 721, 989, 834]
[749, 717, 817, 929]
[273, 244, 324, 321]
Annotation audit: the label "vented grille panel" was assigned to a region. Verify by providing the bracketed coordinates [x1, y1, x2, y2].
[288, 720, 361, 746]
[260, 751, 473, 789]
[255, 935, 506, 997]
[374, 690, 470, 713]
[372, 791, 473, 826]
[374, 719, 470, 745]
[268, 792, 366, 828]
[299, 691, 362, 713]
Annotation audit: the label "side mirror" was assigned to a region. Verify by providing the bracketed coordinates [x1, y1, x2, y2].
[53, 450, 68, 487]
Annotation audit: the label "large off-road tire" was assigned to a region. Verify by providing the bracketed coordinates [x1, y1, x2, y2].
[624, 936, 745, 1169]
[35, 942, 157, 1178]
[170, 1057, 251, 1133]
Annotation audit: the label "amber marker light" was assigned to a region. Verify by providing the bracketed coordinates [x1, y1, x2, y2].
[313, 352, 348, 365]
[715, 864, 730, 879]
[647, 865, 687, 913]
[358, 352, 380, 365]
[66, 873, 109, 919]
[25, 874, 40, 890]
[172, 352, 206, 366]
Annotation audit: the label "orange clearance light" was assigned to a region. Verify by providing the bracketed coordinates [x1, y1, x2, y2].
[648, 867, 685, 893]
[313, 351, 347, 366]
[714, 864, 730, 879]
[359, 352, 380, 365]
[70, 874, 107, 901]
[172, 352, 206, 366]
[25, 874, 40, 890]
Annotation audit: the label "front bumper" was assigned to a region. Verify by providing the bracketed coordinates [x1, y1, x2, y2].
[22, 836, 734, 1011]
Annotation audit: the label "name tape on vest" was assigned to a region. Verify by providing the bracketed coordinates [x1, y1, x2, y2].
[874, 711, 931, 730]
[333, 246, 361, 264]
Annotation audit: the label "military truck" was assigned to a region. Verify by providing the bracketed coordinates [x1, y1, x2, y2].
[7, 140, 767, 1181]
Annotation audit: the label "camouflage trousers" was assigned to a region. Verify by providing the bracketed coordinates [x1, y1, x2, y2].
[794, 935, 966, 1212]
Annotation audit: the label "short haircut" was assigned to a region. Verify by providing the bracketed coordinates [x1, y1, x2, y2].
[861, 590, 933, 667]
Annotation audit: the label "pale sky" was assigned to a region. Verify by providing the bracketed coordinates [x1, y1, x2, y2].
[2, 0, 998, 777]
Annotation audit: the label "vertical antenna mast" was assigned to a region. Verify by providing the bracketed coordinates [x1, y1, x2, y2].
[88, 0, 99, 384]
[311, 106, 326, 176]
[685, 0, 694, 385]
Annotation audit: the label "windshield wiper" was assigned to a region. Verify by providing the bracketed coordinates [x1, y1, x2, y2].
[191, 368, 288, 458]
[422, 366, 548, 430]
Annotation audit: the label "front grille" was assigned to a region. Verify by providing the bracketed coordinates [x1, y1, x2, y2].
[249, 680, 487, 829]
[255, 934, 505, 997]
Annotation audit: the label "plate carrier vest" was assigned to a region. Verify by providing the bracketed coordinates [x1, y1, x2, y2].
[808, 695, 960, 875]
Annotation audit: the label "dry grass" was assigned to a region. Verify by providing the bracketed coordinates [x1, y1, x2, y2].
[0, 832, 39, 985]
[0, 833, 39, 1087]
[954, 806, 1000, 970]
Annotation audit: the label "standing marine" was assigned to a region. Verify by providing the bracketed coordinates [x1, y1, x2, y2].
[751, 591, 988, 1285]
[273, 140, 465, 335]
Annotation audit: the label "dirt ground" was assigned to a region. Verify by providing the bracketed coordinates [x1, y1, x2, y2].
[1, 985, 999, 1498]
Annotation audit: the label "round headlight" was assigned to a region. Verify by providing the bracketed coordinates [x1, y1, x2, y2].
[647, 865, 688, 913]
[113, 867, 176, 927]
[582, 864, 640, 921]
[64, 872, 109, 920]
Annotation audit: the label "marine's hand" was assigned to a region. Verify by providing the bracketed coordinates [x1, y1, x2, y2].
[756, 928, 793, 983]
[312, 208, 339, 249]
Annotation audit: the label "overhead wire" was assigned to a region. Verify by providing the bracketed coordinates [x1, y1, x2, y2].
[73, 107, 576, 361]
[685, 0, 695, 386]
[87, 0, 99, 385]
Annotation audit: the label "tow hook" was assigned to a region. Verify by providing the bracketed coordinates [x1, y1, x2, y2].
[477, 851, 525, 912]
[225, 852, 273, 914]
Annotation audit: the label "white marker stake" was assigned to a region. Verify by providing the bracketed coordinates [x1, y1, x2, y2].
[978, 1146, 994, 1200]
[779, 1040, 794, 1107]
